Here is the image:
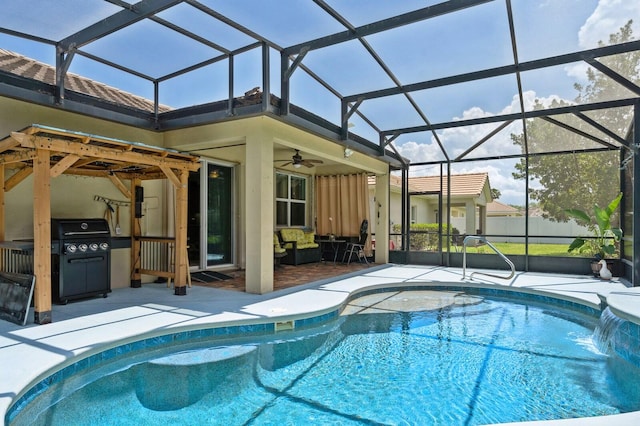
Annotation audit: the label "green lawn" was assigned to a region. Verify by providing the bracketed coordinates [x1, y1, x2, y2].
[453, 242, 581, 256]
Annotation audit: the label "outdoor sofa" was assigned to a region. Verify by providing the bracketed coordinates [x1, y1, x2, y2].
[278, 228, 322, 265]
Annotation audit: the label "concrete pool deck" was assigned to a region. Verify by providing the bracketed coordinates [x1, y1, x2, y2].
[1, 264, 640, 425]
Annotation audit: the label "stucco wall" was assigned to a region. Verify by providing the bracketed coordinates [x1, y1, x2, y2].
[0, 97, 167, 288]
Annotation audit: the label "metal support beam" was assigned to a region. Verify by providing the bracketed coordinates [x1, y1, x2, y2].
[382, 97, 639, 136]
[402, 166, 410, 254]
[262, 42, 270, 112]
[633, 101, 640, 286]
[344, 40, 640, 104]
[59, 0, 183, 50]
[341, 98, 363, 140]
[283, 47, 309, 81]
[455, 120, 514, 161]
[280, 53, 290, 116]
[55, 46, 75, 104]
[284, 0, 494, 55]
[228, 54, 234, 116]
[584, 57, 640, 96]
[382, 133, 400, 149]
[574, 111, 629, 147]
[153, 81, 159, 128]
[541, 116, 620, 149]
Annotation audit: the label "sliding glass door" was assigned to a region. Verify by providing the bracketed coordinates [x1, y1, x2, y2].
[187, 162, 234, 269]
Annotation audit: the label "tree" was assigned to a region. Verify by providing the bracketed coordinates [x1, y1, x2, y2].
[511, 21, 639, 222]
[490, 188, 501, 200]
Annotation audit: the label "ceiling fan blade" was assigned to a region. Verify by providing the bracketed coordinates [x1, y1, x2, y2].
[277, 161, 292, 167]
[302, 161, 315, 168]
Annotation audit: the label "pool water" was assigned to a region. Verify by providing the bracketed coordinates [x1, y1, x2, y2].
[14, 290, 640, 425]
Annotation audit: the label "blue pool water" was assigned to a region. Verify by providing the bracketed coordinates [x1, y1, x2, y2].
[12, 290, 640, 425]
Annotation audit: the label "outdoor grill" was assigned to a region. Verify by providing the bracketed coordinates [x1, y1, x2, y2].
[51, 218, 111, 304]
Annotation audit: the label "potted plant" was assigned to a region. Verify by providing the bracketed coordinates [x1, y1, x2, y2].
[565, 192, 623, 277]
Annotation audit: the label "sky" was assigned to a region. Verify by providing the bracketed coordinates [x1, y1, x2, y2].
[1, 0, 639, 206]
[392, 0, 640, 206]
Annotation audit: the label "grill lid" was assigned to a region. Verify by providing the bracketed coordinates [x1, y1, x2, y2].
[52, 218, 111, 240]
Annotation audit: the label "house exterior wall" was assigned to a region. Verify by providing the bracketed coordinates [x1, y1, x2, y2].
[164, 116, 389, 293]
[1, 96, 390, 295]
[375, 188, 487, 235]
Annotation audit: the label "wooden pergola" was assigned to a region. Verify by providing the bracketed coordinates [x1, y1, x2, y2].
[0, 125, 200, 324]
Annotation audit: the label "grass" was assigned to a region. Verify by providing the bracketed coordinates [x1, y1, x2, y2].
[476, 242, 579, 256]
[445, 242, 583, 256]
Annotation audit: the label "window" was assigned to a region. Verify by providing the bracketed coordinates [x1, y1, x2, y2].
[276, 172, 307, 226]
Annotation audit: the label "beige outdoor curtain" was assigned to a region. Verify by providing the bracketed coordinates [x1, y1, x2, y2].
[315, 173, 372, 254]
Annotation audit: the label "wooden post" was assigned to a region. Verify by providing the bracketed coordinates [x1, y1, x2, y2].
[130, 177, 142, 288]
[0, 164, 4, 239]
[174, 170, 189, 295]
[33, 149, 52, 324]
[0, 164, 4, 271]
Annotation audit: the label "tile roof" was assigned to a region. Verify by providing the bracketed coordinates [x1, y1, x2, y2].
[371, 172, 490, 197]
[487, 200, 523, 215]
[0, 49, 171, 113]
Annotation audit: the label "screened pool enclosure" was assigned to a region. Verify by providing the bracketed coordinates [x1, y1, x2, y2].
[1, 0, 639, 284]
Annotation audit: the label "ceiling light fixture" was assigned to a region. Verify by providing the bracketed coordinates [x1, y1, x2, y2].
[293, 163, 302, 169]
[344, 148, 354, 158]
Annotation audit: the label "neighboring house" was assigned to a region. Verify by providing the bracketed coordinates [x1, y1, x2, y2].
[486, 201, 524, 217]
[369, 172, 493, 236]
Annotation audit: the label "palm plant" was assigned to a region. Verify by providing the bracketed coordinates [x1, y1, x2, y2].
[566, 192, 623, 259]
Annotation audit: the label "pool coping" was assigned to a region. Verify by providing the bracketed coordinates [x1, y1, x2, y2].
[2, 264, 640, 425]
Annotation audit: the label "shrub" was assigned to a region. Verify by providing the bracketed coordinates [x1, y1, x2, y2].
[392, 223, 455, 251]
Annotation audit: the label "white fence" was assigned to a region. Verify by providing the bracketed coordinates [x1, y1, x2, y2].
[485, 217, 590, 244]
[448, 216, 589, 244]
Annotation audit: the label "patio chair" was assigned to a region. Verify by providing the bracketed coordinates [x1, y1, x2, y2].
[452, 232, 465, 252]
[342, 219, 369, 266]
[274, 233, 287, 268]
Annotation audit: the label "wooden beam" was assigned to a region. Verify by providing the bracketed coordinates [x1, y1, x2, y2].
[130, 177, 142, 288]
[0, 164, 4, 243]
[0, 149, 39, 165]
[15, 133, 200, 171]
[108, 173, 132, 199]
[73, 158, 99, 167]
[33, 149, 52, 324]
[4, 166, 33, 192]
[49, 154, 79, 178]
[0, 136, 20, 154]
[159, 165, 181, 188]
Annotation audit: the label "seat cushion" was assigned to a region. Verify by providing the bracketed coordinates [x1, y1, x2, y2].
[280, 228, 304, 243]
[279, 229, 318, 250]
[274, 233, 286, 254]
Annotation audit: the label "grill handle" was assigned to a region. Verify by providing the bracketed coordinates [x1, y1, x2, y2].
[68, 256, 105, 264]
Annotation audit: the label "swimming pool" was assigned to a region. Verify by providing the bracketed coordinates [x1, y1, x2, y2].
[9, 288, 640, 425]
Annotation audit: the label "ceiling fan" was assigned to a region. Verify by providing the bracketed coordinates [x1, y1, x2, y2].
[275, 149, 323, 168]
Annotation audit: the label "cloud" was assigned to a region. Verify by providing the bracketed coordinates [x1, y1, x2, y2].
[393, 89, 575, 205]
[578, 0, 640, 49]
[566, 1, 640, 96]
[390, 1, 635, 206]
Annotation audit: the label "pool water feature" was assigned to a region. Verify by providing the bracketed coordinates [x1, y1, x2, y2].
[10, 289, 640, 425]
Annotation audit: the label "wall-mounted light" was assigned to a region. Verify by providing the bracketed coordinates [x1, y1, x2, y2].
[344, 148, 354, 158]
